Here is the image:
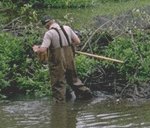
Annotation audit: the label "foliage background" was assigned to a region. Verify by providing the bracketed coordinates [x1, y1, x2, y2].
[0, 0, 150, 98]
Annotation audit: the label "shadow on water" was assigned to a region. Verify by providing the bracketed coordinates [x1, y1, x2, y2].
[1, 96, 150, 128]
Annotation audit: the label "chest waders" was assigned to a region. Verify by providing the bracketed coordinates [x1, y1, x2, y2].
[48, 26, 92, 103]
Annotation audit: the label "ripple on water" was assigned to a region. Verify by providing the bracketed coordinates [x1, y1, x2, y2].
[1, 100, 51, 128]
[1, 98, 150, 128]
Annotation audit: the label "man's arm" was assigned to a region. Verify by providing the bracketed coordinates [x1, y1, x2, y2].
[33, 31, 51, 53]
[72, 34, 80, 45]
[70, 28, 80, 45]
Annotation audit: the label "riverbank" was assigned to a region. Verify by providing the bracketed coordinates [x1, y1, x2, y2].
[0, 0, 150, 100]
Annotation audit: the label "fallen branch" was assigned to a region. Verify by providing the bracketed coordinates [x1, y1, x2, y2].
[76, 51, 124, 63]
[81, 19, 113, 51]
[2, 16, 25, 29]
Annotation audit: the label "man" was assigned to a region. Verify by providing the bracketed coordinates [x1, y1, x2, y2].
[33, 15, 92, 103]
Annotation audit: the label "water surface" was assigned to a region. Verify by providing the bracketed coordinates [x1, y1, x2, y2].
[1, 97, 150, 128]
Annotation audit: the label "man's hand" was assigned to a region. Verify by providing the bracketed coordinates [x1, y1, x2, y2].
[32, 45, 40, 52]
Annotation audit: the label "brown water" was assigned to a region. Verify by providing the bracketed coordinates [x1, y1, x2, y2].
[1, 97, 150, 128]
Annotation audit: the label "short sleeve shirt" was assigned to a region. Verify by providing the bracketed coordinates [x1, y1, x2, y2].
[41, 23, 78, 48]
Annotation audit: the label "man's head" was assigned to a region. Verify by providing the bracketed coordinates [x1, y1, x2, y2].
[41, 15, 54, 29]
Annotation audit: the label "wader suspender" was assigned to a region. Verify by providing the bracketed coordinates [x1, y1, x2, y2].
[60, 26, 76, 54]
[51, 26, 71, 48]
[51, 26, 75, 55]
[60, 26, 71, 46]
[51, 27, 63, 48]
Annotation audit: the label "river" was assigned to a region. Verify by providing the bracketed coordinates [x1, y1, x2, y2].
[1, 96, 150, 128]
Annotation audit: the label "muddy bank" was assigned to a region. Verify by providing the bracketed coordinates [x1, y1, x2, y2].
[83, 65, 150, 100]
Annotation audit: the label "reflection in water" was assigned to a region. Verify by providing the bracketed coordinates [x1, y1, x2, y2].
[1, 99, 51, 128]
[50, 103, 76, 128]
[1, 98, 150, 128]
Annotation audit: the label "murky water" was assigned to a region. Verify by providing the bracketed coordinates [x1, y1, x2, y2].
[1, 97, 150, 128]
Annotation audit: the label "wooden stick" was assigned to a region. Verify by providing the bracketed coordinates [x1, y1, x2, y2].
[76, 51, 124, 64]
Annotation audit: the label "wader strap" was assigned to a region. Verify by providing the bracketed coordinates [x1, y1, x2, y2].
[60, 25, 76, 55]
[51, 27, 63, 48]
[60, 25, 71, 46]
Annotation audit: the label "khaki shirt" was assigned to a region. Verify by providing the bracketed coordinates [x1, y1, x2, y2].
[41, 23, 77, 48]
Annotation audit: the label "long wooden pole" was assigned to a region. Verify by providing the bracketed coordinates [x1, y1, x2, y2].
[76, 51, 124, 64]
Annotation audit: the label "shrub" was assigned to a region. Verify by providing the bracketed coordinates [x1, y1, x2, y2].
[75, 54, 98, 79]
[0, 32, 50, 97]
[101, 31, 150, 83]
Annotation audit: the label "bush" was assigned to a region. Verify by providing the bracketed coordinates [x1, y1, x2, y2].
[101, 31, 150, 83]
[75, 55, 98, 79]
[0, 32, 50, 97]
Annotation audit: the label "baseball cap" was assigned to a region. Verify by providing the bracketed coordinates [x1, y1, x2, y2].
[41, 15, 53, 25]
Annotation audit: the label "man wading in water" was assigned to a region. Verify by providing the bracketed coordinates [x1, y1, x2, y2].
[33, 16, 93, 103]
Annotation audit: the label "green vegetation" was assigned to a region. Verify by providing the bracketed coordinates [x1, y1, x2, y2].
[41, 0, 97, 8]
[101, 32, 150, 83]
[0, 0, 150, 98]
[75, 33, 150, 82]
[75, 55, 98, 79]
[0, 33, 50, 98]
